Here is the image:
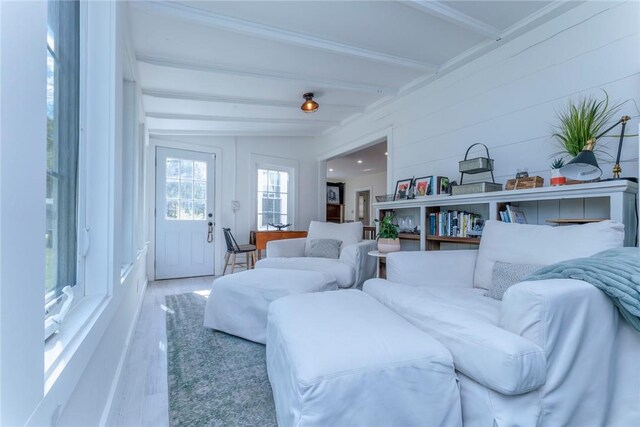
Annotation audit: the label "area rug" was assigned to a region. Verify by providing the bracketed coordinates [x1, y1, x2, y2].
[165, 293, 277, 427]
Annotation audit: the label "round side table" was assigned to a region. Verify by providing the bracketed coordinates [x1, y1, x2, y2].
[367, 250, 388, 278]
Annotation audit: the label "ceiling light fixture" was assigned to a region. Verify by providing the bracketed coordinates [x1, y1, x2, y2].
[384, 152, 388, 156]
[329, 168, 334, 172]
[300, 92, 319, 113]
[357, 160, 363, 164]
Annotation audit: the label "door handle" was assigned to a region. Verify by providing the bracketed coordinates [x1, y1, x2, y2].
[207, 221, 214, 243]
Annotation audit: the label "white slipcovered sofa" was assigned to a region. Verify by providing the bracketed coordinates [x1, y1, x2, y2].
[364, 220, 640, 427]
[255, 221, 377, 289]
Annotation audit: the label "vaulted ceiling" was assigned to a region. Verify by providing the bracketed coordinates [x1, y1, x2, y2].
[129, 1, 577, 137]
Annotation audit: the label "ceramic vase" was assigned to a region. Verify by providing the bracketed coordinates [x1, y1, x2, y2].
[378, 238, 401, 253]
[550, 169, 567, 186]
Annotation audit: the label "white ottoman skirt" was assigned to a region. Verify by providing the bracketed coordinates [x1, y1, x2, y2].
[203, 268, 337, 344]
[266, 290, 462, 427]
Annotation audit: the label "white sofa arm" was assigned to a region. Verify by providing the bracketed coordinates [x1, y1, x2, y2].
[266, 238, 306, 258]
[386, 250, 477, 288]
[339, 240, 377, 288]
[500, 279, 624, 424]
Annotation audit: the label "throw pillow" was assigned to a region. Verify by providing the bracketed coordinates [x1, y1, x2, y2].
[485, 261, 544, 301]
[305, 239, 342, 259]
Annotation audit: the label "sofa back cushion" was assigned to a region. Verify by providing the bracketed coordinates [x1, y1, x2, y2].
[473, 220, 624, 289]
[306, 221, 362, 252]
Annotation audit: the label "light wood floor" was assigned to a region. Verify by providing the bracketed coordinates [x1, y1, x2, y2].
[107, 276, 215, 427]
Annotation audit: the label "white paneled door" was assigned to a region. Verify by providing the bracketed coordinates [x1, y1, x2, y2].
[155, 147, 215, 279]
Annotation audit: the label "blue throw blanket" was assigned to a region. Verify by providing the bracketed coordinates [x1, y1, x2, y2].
[526, 247, 640, 332]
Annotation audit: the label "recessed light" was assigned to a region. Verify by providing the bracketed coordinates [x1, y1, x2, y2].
[329, 168, 334, 172]
[357, 160, 363, 164]
[384, 152, 388, 156]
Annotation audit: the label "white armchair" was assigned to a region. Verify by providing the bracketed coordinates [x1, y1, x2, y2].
[362, 220, 640, 426]
[255, 221, 377, 289]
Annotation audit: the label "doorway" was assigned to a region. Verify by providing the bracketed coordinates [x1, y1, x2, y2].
[355, 190, 370, 225]
[155, 147, 215, 279]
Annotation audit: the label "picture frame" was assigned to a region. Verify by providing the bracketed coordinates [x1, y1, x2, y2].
[414, 176, 432, 197]
[394, 178, 413, 200]
[431, 176, 450, 195]
[327, 185, 341, 205]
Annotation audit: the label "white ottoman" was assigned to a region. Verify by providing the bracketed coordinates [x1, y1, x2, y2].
[266, 290, 462, 427]
[203, 268, 337, 344]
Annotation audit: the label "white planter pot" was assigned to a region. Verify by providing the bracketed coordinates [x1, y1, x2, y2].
[378, 238, 401, 253]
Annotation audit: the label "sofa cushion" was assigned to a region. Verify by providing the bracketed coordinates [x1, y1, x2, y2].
[364, 279, 546, 395]
[305, 221, 362, 253]
[473, 220, 624, 289]
[485, 262, 544, 301]
[256, 257, 355, 288]
[304, 238, 341, 259]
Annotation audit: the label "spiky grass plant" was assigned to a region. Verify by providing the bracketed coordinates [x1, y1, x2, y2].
[552, 91, 623, 157]
[550, 157, 565, 169]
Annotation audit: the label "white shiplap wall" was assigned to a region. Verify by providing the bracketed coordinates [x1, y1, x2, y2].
[318, 1, 640, 190]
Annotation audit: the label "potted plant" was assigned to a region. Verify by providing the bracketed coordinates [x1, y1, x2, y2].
[550, 157, 566, 186]
[376, 214, 401, 253]
[552, 91, 623, 158]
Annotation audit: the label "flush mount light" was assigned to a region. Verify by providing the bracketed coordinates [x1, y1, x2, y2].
[329, 168, 334, 172]
[357, 160, 363, 164]
[300, 92, 319, 113]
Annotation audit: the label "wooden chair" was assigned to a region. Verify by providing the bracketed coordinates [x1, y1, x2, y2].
[222, 228, 257, 275]
[363, 225, 376, 240]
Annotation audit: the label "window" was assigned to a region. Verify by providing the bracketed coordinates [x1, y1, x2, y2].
[257, 168, 290, 230]
[165, 158, 208, 220]
[121, 81, 136, 270]
[45, 0, 81, 315]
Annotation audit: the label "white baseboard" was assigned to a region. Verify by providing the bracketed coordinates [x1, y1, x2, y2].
[98, 278, 149, 426]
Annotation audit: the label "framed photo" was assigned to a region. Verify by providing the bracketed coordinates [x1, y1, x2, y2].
[432, 176, 450, 195]
[327, 185, 341, 205]
[414, 176, 432, 197]
[394, 178, 413, 200]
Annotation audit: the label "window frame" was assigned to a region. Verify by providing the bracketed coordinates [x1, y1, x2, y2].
[44, 0, 87, 324]
[252, 156, 297, 232]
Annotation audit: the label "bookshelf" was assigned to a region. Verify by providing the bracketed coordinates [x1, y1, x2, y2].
[374, 180, 638, 250]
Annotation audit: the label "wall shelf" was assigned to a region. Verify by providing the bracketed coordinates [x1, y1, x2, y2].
[374, 180, 638, 249]
[426, 235, 481, 244]
[398, 233, 420, 240]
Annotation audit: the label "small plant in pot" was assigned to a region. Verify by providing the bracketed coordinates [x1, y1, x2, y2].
[550, 157, 566, 186]
[376, 214, 401, 253]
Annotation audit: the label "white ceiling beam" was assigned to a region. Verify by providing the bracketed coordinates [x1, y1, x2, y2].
[132, 1, 438, 72]
[150, 130, 319, 138]
[141, 88, 366, 112]
[137, 53, 396, 95]
[401, 1, 501, 40]
[146, 112, 339, 125]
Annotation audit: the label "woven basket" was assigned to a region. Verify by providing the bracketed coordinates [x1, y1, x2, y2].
[506, 176, 544, 190]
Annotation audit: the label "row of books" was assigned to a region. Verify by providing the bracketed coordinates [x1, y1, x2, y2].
[429, 211, 483, 238]
[499, 205, 528, 224]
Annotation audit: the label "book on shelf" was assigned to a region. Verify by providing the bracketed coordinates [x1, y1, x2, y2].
[500, 205, 528, 224]
[429, 210, 483, 238]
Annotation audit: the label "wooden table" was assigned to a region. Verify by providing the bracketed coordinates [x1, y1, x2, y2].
[249, 230, 308, 260]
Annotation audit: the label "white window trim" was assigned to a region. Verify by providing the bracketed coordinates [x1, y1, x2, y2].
[44, 0, 115, 384]
[44, 0, 88, 339]
[250, 154, 299, 231]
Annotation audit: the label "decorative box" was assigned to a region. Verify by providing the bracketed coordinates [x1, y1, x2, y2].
[459, 157, 494, 174]
[505, 176, 544, 190]
[451, 182, 502, 195]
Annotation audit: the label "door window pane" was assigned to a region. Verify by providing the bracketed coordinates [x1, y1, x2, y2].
[166, 157, 207, 220]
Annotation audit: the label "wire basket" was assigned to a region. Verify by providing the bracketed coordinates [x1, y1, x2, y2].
[375, 194, 396, 202]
